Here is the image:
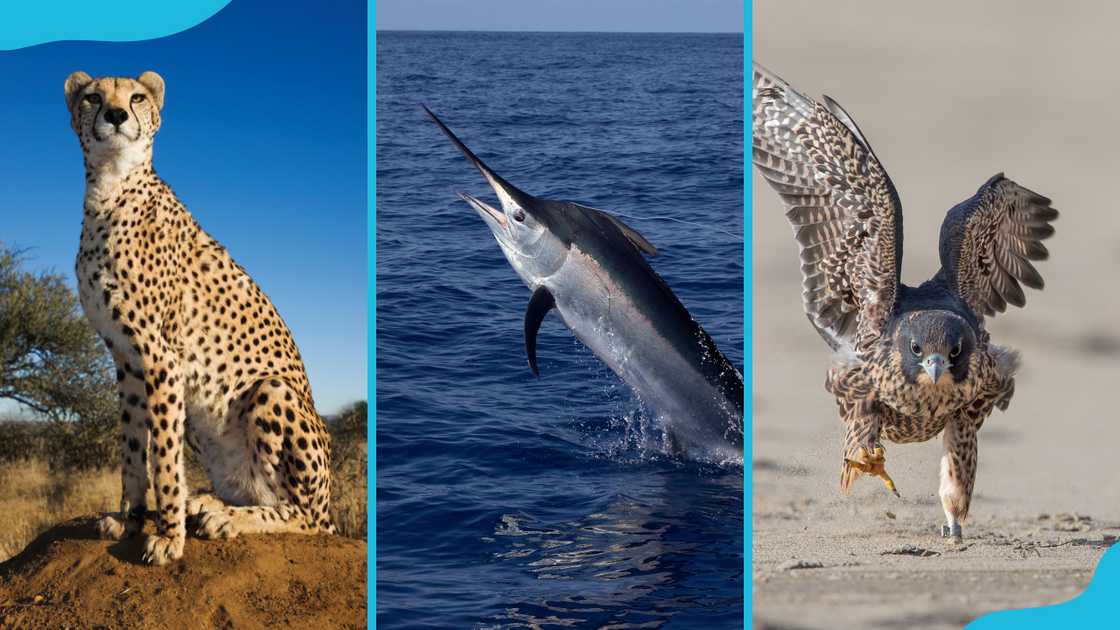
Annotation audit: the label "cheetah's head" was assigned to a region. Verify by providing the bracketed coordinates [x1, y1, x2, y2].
[64, 71, 165, 168]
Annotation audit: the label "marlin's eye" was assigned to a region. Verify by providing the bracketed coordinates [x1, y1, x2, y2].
[84, 93, 102, 105]
[909, 340, 922, 356]
[950, 343, 962, 359]
[131, 93, 146, 104]
[513, 209, 526, 223]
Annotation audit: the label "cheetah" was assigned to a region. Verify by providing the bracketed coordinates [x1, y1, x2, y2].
[65, 70, 335, 565]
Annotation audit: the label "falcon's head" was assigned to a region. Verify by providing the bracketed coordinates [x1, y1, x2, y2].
[892, 311, 977, 387]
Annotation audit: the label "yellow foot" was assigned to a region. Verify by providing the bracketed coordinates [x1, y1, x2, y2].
[841, 446, 900, 497]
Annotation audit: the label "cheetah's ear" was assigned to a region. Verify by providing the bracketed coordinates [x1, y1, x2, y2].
[137, 71, 165, 110]
[64, 71, 93, 110]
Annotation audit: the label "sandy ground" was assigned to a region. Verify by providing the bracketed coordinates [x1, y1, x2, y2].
[0, 516, 367, 629]
[752, 1, 1120, 627]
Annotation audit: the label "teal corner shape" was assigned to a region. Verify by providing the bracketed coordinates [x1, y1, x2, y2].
[0, 0, 231, 51]
[968, 543, 1120, 628]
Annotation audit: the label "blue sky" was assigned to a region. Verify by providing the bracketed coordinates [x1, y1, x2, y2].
[0, 0, 366, 414]
[376, 0, 744, 33]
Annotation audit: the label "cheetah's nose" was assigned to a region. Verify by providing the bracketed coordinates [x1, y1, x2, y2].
[103, 108, 129, 127]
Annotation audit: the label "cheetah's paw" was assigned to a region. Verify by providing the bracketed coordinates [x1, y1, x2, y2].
[186, 494, 226, 517]
[141, 533, 184, 565]
[194, 510, 239, 540]
[96, 514, 139, 541]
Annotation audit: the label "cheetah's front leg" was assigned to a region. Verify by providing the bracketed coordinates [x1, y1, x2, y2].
[96, 358, 152, 541]
[137, 352, 188, 565]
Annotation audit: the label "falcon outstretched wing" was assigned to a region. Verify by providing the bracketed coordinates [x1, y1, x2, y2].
[752, 62, 903, 351]
[938, 174, 1057, 318]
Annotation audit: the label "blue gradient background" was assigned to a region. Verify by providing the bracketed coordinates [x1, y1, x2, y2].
[0, 0, 367, 414]
[3, 1, 1119, 628]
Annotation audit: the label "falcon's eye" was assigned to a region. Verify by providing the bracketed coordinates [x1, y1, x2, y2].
[131, 93, 146, 104]
[949, 343, 962, 359]
[84, 93, 102, 105]
[513, 209, 526, 223]
[909, 340, 922, 356]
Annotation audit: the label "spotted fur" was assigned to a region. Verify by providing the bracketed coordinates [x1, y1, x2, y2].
[66, 71, 335, 565]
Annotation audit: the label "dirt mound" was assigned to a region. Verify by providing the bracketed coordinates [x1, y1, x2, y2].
[0, 516, 366, 629]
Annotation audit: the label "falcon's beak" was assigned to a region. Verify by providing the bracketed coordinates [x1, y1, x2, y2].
[923, 354, 949, 384]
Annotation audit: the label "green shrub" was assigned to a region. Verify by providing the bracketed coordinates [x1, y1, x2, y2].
[0, 245, 117, 470]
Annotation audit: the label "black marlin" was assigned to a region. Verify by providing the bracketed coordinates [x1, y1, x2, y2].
[425, 107, 743, 463]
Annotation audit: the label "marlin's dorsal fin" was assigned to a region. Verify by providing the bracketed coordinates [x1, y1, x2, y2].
[606, 213, 659, 256]
[575, 204, 659, 257]
[524, 286, 556, 376]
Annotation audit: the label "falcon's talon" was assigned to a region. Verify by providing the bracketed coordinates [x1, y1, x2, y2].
[842, 441, 900, 495]
[843, 445, 901, 496]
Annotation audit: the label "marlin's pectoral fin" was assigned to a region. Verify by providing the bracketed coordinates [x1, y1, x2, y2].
[524, 286, 556, 377]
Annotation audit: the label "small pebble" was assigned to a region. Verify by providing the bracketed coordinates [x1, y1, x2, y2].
[779, 559, 824, 571]
[881, 544, 940, 557]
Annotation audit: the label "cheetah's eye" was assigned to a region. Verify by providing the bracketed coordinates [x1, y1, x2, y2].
[513, 209, 526, 223]
[909, 339, 922, 356]
[131, 93, 147, 104]
[84, 93, 102, 105]
[949, 343, 962, 359]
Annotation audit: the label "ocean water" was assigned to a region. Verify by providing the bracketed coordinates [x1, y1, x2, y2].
[376, 31, 743, 628]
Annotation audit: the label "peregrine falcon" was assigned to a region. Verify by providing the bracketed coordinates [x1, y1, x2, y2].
[752, 62, 1058, 540]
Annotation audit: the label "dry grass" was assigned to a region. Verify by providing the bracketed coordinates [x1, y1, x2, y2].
[0, 459, 118, 562]
[0, 433, 367, 563]
[331, 439, 368, 539]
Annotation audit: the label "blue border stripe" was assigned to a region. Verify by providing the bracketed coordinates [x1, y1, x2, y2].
[743, 4, 753, 627]
[369, 2, 377, 627]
